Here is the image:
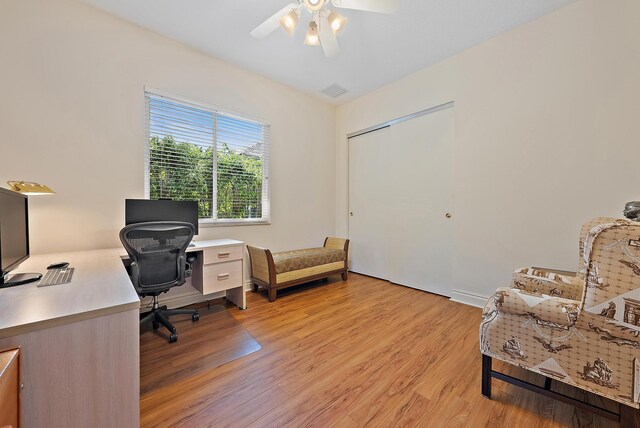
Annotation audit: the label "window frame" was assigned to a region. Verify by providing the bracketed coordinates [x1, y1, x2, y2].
[144, 88, 271, 227]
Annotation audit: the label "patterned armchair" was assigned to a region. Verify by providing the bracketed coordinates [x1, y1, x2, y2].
[480, 217, 640, 426]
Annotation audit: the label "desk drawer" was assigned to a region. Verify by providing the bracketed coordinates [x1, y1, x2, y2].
[203, 245, 243, 265]
[201, 260, 242, 294]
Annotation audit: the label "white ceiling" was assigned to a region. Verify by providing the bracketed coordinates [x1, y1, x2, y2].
[77, 0, 577, 104]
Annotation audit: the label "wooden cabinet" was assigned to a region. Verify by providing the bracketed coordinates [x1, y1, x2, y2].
[0, 349, 20, 428]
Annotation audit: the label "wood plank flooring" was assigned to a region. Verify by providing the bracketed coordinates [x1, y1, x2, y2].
[140, 304, 261, 395]
[140, 273, 619, 427]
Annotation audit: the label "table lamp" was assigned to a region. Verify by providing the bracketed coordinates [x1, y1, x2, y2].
[7, 181, 55, 195]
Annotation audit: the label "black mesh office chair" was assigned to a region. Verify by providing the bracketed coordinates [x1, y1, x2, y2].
[119, 221, 199, 343]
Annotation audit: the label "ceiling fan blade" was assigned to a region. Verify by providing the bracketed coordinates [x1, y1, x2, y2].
[331, 0, 399, 14]
[319, 15, 340, 57]
[250, 3, 300, 38]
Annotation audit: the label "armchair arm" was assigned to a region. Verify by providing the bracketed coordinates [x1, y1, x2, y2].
[512, 267, 583, 301]
[494, 287, 581, 327]
[246, 245, 275, 285]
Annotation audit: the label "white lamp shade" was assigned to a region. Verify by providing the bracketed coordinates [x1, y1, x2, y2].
[304, 21, 320, 45]
[279, 9, 299, 35]
[327, 10, 347, 33]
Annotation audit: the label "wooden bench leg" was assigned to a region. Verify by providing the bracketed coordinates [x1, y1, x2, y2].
[341, 272, 348, 281]
[268, 288, 277, 302]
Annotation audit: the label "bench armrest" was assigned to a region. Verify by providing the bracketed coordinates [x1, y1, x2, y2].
[247, 245, 275, 284]
[324, 237, 349, 258]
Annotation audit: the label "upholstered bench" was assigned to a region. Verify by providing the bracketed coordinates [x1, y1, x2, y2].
[247, 237, 349, 302]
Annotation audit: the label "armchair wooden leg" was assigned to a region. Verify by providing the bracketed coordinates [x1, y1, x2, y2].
[341, 272, 348, 281]
[620, 405, 640, 428]
[252, 282, 259, 292]
[268, 288, 277, 302]
[482, 354, 492, 399]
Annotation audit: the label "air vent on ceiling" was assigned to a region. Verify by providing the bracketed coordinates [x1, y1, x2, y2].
[321, 84, 348, 98]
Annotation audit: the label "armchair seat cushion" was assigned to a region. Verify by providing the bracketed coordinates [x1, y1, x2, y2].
[272, 248, 346, 274]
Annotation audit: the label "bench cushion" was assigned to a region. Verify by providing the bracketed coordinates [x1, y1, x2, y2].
[272, 247, 345, 274]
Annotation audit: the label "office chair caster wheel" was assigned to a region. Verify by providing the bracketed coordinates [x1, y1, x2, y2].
[152, 321, 159, 330]
[169, 333, 178, 343]
[192, 313, 199, 322]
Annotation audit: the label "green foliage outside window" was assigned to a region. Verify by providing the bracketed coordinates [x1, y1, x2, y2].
[149, 135, 263, 220]
[216, 143, 263, 219]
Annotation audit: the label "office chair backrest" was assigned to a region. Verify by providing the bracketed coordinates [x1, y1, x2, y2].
[119, 221, 195, 293]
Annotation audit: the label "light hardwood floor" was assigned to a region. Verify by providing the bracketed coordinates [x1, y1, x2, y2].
[140, 273, 619, 427]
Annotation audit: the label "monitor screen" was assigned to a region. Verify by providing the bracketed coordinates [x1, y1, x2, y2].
[0, 188, 29, 275]
[125, 199, 199, 235]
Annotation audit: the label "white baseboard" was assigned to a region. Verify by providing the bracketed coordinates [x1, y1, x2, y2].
[450, 289, 489, 308]
[140, 280, 253, 312]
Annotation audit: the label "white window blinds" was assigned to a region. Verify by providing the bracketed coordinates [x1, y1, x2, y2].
[145, 92, 270, 224]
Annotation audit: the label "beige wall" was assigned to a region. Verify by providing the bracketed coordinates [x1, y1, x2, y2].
[336, 0, 640, 306]
[0, 0, 336, 259]
[2, 0, 638, 309]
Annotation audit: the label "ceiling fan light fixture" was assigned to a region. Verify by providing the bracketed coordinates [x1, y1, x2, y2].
[250, 0, 400, 55]
[304, 21, 320, 46]
[327, 10, 347, 33]
[279, 9, 299, 35]
[304, 0, 325, 12]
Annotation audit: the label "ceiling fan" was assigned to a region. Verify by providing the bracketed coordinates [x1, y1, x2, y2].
[250, 0, 400, 58]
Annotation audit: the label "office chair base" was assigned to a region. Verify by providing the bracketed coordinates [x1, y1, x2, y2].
[141, 303, 199, 343]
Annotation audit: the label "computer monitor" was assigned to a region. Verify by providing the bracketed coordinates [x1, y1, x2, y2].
[125, 199, 199, 235]
[0, 188, 41, 287]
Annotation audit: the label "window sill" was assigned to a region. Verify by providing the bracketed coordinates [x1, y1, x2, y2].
[199, 219, 271, 228]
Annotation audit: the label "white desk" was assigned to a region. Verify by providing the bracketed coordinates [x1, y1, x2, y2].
[0, 249, 140, 338]
[121, 239, 247, 310]
[190, 239, 246, 309]
[0, 249, 140, 427]
[0, 239, 246, 427]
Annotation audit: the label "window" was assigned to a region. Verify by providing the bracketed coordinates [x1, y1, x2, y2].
[145, 91, 270, 225]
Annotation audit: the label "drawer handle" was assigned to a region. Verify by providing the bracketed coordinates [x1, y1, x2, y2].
[217, 273, 230, 280]
[218, 252, 230, 258]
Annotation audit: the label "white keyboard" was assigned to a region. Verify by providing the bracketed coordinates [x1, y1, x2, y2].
[38, 268, 74, 287]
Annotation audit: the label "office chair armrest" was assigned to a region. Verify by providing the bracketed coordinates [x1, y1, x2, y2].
[129, 261, 140, 287]
[185, 254, 197, 278]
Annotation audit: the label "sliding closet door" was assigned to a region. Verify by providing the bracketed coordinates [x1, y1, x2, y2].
[348, 126, 394, 280]
[348, 106, 454, 296]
